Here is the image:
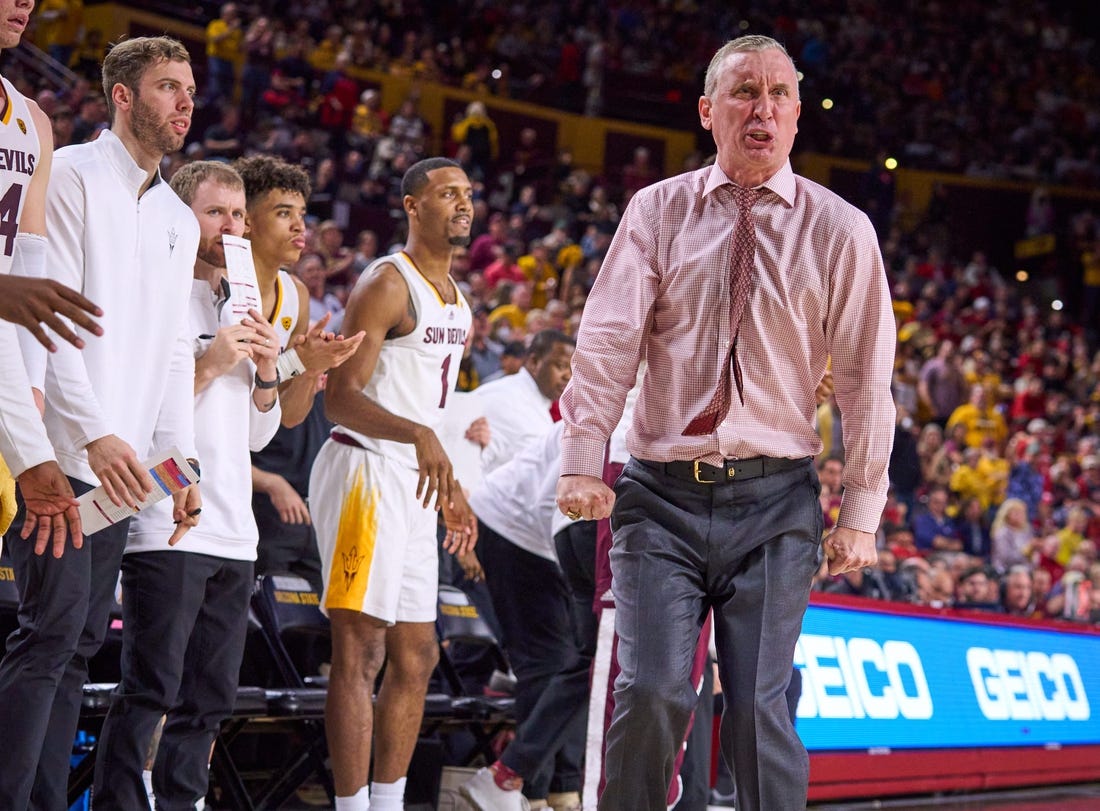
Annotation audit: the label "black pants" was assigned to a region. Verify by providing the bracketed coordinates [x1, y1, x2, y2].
[0, 478, 126, 811]
[478, 519, 596, 797]
[92, 551, 253, 810]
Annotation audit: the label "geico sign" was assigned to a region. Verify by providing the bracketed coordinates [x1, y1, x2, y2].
[967, 648, 1090, 721]
[795, 635, 933, 720]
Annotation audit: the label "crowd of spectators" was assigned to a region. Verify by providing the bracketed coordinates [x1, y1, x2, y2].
[22, 2, 1100, 627]
[134, 0, 1100, 189]
[39, 1, 1100, 186]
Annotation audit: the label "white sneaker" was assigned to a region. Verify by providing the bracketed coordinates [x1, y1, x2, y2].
[547, 790, 581, 811]
[459, 767, 531, 811]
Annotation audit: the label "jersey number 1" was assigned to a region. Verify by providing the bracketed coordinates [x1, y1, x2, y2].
[439, 354, 452, 409]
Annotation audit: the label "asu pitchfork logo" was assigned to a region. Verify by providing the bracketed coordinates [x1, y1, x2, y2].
[342, 546, 364, 591]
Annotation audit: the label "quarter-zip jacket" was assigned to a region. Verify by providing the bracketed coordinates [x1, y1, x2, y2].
[41, 129, 200, 484]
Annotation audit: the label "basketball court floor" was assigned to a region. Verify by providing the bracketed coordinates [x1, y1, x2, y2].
[800, 782, 1100, 810]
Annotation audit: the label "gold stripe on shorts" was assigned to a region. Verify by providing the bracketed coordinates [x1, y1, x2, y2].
[325, 465, 379, 612]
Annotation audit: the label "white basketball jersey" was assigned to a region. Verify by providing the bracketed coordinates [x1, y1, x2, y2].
[270, 269, 300, 350]
[338, 251, 470, 468]
[0, 77, 40, 275]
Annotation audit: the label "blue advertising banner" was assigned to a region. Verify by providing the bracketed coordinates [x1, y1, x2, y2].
[794, 602, 1100, 751]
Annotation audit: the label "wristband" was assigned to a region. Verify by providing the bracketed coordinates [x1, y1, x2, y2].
[254, 370, 280, 389]
[275, 347, 307, 379]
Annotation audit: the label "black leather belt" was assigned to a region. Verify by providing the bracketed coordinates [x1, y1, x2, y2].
[638, 455, 809, 484]
[330, 430, 364, 449]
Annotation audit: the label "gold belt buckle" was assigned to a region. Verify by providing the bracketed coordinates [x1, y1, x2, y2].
[693, 460, 717, 484]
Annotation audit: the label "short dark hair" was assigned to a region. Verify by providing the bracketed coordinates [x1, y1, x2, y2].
[233, 154, 312, 209]
[401, 157, 462, 198]
[501, 340, 527, 359]
[527, 329, 575, 362]
[102, 37, 191, 121]
[959, 566, 988, 584]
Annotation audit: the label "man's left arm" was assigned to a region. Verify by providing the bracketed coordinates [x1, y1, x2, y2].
[824, 212, 897, 573]
[150, 228, 202, 543]
[160, 321, 202, 546]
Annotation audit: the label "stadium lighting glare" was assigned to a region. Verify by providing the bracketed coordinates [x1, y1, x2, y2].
[884, 157, 898, 170]
[739, 19, 750, 30]
[821, 98, 834, 110]
[1052, 300, 1064, 311]
[796, 71, 805, 81]
[1016, 270, 1029, 282]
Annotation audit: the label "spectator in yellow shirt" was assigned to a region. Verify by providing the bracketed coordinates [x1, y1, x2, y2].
[517, 240, 558, 309]
[950, 447, 988, 508]
[488, 281, 533, 339]
[307, 24, 344, 74]
[204, 3, 242, 105]
[349, 88, 389, 152]
[450, 100, 498, 182]
[1055, 506, 1090, 566]
[37, 0, 82, 67]
[946, 383, 1007, 449]
[977, 441, 1011, 508]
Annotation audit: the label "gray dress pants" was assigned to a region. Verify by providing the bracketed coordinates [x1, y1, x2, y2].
[600, 457, 822, 811]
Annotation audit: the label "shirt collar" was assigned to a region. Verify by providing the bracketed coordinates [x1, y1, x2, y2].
[517, 367, 552, 407]
[702, 160, 796, 207]
[96, 129, 162, 194]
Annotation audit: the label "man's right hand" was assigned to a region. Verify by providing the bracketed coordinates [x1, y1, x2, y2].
[266, 474, 311, 525]
[85, 434, 154, 510]
[0, 275, 103, 352]
[17, 460, 83, 558]
[295, 312, 365, 373]
[412, 426, 456, 510]
[199, 323, 258, 379]
[556, 473, 616, 521]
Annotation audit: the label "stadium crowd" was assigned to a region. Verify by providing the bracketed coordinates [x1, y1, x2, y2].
[171, 0, 1099, 188]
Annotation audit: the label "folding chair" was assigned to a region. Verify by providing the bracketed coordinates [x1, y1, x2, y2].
[242, 573, 334, 809]
[432, 585, 516, 764]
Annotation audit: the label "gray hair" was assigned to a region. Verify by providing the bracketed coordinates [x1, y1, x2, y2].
[703, 35, 797, 98]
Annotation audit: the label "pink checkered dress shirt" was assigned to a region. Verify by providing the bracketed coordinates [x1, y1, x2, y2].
[560, 161, 896, 534]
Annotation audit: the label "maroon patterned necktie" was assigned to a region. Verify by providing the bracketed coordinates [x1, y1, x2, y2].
[683, 185, 761, 436]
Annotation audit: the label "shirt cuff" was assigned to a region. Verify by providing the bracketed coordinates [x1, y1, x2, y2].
[836, 489, 886, 535]
[560, 431, 607, 479]
[4, 443, 55, 480]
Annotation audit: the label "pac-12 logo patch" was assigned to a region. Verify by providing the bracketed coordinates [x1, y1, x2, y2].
[281, 316, 292, 331]
[16, 118, 25, 134]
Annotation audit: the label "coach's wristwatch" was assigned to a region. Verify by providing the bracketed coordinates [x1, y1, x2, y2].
[186, 457, 202, 480]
